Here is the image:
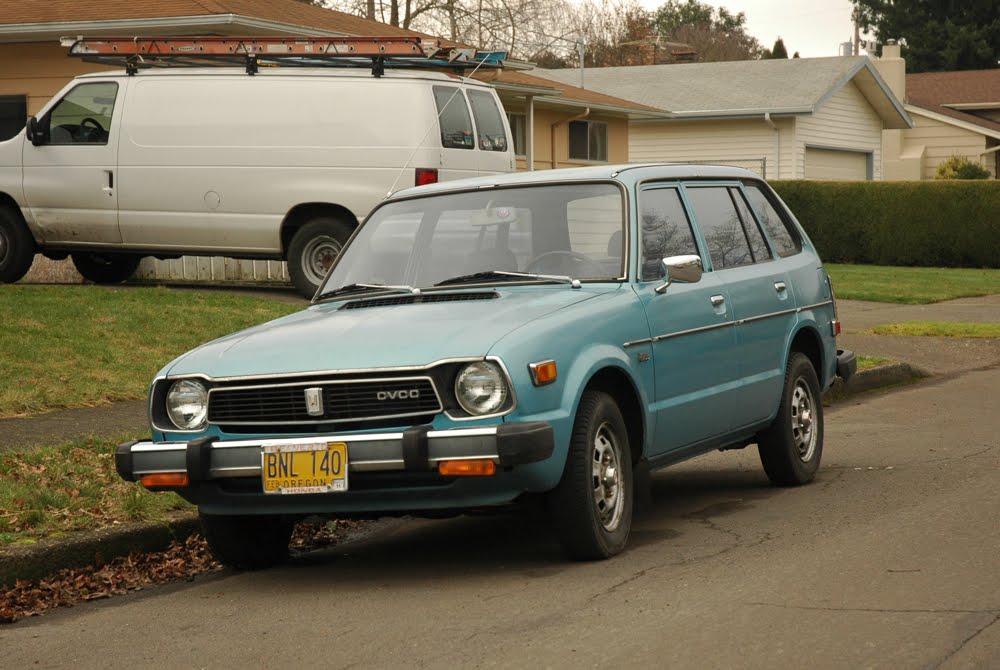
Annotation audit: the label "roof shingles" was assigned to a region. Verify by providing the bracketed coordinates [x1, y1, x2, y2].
[906, 69, 1000, 134]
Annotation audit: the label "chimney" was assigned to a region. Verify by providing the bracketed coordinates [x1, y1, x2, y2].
[873, 38, 905, 102]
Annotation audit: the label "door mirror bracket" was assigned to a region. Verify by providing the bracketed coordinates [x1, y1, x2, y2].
[655, 255, 703, 294]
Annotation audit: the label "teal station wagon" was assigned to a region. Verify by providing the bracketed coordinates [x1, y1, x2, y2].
[117, 164, 855, 566]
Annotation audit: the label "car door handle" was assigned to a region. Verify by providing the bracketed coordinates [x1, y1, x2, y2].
[710, 295, 725, 307]
[774, 281, 787, 292]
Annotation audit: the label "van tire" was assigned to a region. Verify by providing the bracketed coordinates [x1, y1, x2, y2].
[71, 252, 141, 284]
[0, 206, 36, 284]
[287, 217, 353, 298]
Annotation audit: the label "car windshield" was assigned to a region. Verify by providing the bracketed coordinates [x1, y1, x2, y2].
[318, 182, 625, 298]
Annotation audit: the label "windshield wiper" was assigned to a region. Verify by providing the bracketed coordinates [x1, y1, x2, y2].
[315, 282, 421, 302]
[434, 270, 581, 288]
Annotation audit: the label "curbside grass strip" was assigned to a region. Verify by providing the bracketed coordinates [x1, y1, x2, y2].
[0, 512, 199, 588]
[825, 362, 928, 402]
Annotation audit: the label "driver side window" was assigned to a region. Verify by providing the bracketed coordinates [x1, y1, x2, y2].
[48, 82, 118, 145]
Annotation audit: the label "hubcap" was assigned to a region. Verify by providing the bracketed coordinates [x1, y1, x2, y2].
[592, 421, 625, 532]
[790, 377, 817, 462]
[302, 236, 343, 286]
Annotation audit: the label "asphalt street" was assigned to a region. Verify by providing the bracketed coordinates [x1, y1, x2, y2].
[2, 360, 997, 668]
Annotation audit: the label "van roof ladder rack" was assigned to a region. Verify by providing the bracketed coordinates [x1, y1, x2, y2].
[61, 36, 506, 77]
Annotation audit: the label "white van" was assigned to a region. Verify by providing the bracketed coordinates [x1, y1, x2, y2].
[0, 68, 514, 296]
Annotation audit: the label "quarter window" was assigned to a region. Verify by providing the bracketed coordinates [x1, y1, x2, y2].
[730, 187, 772, 263]
[568, 120, 607, 162]
[47, 82, 118, 145]
[432, 86, 474, 150]
[467, 90, 508, 152]
[685, 186, 754, 270]
[639, 187, 699, 281]
[743, 184, 801, 258]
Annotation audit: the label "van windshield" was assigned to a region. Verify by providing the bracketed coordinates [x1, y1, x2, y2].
[318, 183, 625, 298]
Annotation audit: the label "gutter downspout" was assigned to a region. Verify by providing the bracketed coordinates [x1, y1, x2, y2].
[551, 108, 591, 169]
[764, 112, 780, 179]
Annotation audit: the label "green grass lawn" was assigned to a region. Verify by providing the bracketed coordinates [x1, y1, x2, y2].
[0, 432, 192, 546]
[866, 322, 1000, 338]
[825, 264, 1000, 304]
[0, 286, 299, 418]
[857, 354, 892, 370]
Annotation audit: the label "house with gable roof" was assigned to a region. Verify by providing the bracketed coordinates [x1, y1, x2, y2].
[538, 56, 912, 180]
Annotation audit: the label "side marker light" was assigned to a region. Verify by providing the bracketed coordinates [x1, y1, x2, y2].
[438, 459, 496, 476]
[140, 472, 190, 489]
[529, 360, 557, 386]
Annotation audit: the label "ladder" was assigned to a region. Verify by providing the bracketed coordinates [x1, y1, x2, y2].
[62, 36, 506, 77]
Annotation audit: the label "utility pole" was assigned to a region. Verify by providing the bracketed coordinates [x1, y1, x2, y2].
[852, 8, 861, 55]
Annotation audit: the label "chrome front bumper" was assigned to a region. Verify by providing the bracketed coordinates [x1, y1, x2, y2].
[116, 422, 554, 483]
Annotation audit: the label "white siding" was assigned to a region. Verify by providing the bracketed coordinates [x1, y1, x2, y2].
[903, 111, 991, 179]
[628, 118, 795, 179]
[795, 81, 882, 180]
[804, 147, 868, 180]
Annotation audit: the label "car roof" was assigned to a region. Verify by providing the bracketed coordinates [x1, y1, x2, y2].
[390, 163, 763, 200]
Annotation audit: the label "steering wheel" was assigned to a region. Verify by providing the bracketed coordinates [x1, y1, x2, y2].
[525, 250, 608, 277]
[78, 117, 105, 141]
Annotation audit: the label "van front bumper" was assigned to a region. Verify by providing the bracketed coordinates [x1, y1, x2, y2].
[115, 422, 555, 484]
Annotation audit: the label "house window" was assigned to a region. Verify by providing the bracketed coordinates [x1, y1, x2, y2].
[0, 95, 27, 142]
[568, 120, 607, 162]
[507, 112, 526, 156]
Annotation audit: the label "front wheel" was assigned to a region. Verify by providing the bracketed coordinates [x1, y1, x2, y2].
[547, 390, 633, 560]
[286, 217, 354, 298]
[0, 207, 36, 284]
[71, 252, 140, 284]
[200, 513, 295, 570]
[757, 352, 824, 485]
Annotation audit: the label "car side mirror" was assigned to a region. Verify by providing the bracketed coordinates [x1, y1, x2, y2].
[655, 254, 703, 294]
[26, 116, 48, 146]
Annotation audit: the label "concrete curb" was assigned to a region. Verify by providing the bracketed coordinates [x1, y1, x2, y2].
[0, 512, 200, 588]
[0, 362, 929, 588]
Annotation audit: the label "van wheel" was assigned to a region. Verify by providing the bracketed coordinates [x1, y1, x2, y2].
[547, 390, 633, 560]
[287, 217, 354, 298]
[71, 252, 141, 284]
[200, 513, 295, 570]
[0, 207, 36, 284]
[757, 352, 824, 485]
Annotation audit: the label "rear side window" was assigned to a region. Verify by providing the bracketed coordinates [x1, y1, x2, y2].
[743, 184, 801, 258]
[467, 90, 508, 152]
[639, 187, 699, 281]
[432, 86, 474, 150]
[685, 186, 754, 270]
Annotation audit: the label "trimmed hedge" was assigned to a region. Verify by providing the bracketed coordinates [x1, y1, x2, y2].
[771, 181, 1000, 268]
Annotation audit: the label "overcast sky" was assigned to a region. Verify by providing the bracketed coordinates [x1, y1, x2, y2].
[638, 0, 870, 58]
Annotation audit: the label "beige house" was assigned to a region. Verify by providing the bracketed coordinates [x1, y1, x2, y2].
[0, 0, 660, 285]
[875, 43, 999, 180]
[538, 57, 912, 181]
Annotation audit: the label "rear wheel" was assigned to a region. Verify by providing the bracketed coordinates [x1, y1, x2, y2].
[71, 252, 140, 284]
[548, 390, 633, 560]
[0, 207, 36, 284]
[200, 513, 295, 570]
[757, 352, 824, 485]
[287, 217, 354, 298]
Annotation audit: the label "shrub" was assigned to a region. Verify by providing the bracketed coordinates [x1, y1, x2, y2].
[935, 156, 991, 180]
[771, 181, 1000, 268]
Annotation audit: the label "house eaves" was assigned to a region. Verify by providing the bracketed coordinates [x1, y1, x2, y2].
[531, 95, 672, 120]
[906, 104, 1000, 141]
[0, 15, 350, 43]
[817, 59, 911, 129]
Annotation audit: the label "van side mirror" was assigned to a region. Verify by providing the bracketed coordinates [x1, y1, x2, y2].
[26, 116, 48, 146]
[655, 255, 703, 294]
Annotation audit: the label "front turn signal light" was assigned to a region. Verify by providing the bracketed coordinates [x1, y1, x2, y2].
[529, 360, 557, 386]
[438, 459, 496, 476]
[140, 472, 190, 489]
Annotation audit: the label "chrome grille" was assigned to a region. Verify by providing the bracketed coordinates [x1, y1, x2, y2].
[207, 377, 441, 426]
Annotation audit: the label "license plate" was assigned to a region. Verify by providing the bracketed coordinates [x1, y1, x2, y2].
[261, 442, 348, 495]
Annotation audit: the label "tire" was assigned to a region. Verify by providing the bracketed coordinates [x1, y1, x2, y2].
[200, 513, 295, 570]
[547, 390, 634, 560]
[757, 352, 824, 486]
[286, 217, 354, 298]
[0, 206, 36, 284]
[71, 252, 140, 284]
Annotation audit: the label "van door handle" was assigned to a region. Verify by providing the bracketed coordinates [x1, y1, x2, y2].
[102, 170, 114, 194]
[710, 295, 725, 307]
[774, 281, 787, 292]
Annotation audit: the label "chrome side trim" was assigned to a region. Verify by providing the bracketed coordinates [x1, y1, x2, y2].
[132, 443, 186, 453]
[623, 299, 834, 348]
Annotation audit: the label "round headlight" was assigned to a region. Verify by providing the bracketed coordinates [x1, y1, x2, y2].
[455, 361, 508, 416]
[166, 379, 208, 430]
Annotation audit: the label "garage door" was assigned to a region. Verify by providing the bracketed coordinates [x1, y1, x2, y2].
[804, 147, 869, 180]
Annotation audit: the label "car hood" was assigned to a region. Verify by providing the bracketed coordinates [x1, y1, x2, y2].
[165, 287, 611, 378]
